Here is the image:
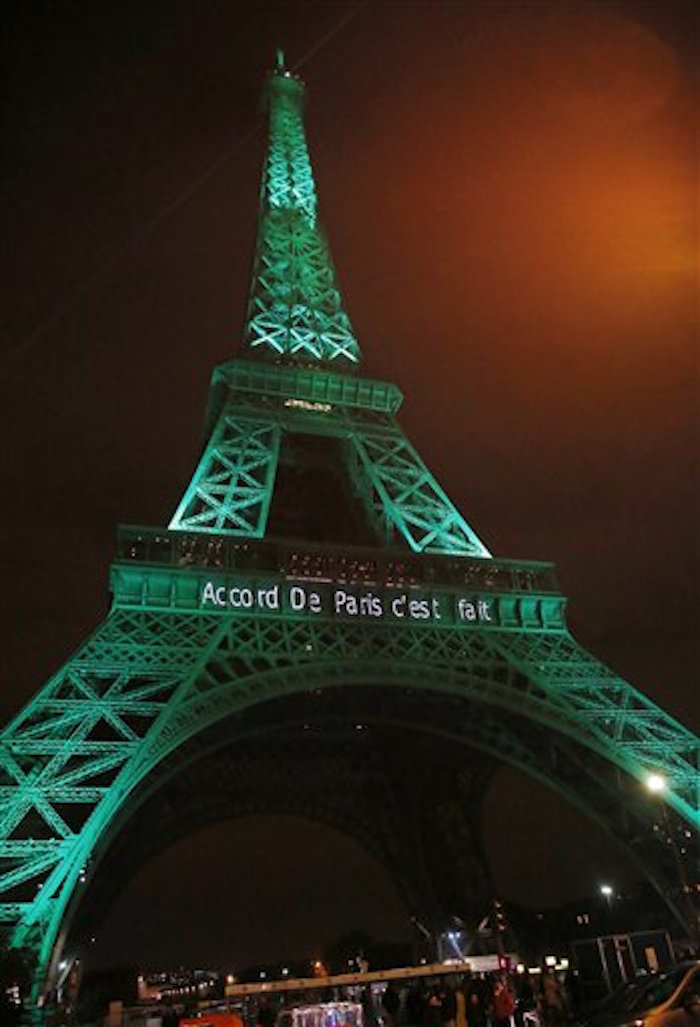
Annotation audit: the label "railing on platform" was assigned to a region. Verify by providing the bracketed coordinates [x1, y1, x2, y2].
[115, 526, 560, 596]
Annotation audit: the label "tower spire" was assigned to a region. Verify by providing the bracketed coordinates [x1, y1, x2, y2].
[242, 57, 362, 367]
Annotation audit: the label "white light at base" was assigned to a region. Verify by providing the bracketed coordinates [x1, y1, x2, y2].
[646, 773, 667, 794]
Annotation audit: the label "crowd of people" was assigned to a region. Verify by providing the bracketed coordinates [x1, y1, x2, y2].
[368, 970, 571, 1027]
[255, 969, 572, 1027]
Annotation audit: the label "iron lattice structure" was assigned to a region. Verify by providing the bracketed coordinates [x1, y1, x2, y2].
[244, 58, 361, 365]
[1, 58, 698, 1017]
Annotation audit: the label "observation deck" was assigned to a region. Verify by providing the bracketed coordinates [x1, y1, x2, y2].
[111, 525, 566, 632]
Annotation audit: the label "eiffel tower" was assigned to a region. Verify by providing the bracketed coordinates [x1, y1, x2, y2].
[2, 53, 698, 1019]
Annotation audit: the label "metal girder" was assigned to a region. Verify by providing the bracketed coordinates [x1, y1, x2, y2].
[2, 602, 697, 1009]
[346, 416, 491, 556]
[169, 393, 491, 554]
[245, 211, 361, 365]
[243, 65, 361, 367]
[212, 360, 403, 414]
[491, 632, 699, 821]
[264, 66, 317, 223]
[59, 691, 692, 963]
[169, 414, 281, 535]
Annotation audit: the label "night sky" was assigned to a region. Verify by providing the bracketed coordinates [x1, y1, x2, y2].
[1, 0, 697, 972]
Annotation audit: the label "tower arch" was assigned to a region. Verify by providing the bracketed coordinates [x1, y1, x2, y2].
[39, 673, 695, 989]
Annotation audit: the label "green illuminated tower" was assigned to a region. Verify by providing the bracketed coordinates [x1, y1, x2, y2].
[168, 56, 489, 555]
[1, 56, 697, 1020]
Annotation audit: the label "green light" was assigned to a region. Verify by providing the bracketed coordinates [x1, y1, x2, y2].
[244, 64, 362, 366]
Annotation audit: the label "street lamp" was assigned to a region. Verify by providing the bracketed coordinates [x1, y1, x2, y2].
[599, 884, 613, 917]
[645, 772, 667, 795]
